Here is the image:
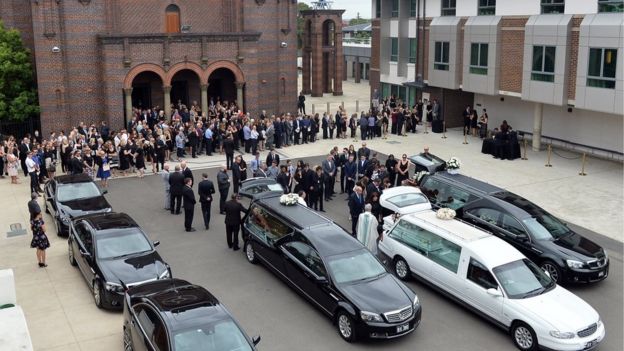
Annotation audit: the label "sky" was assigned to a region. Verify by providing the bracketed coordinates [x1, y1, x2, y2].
[301, 0, 372, 20]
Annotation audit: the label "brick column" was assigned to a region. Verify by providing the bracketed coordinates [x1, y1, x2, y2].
[354, 56, 361, 84]
[333, 31, 343, 96]
[163, 85, 172, 118]
[123, 88, 133, 124]
[311, 25, 323, 97]
[302, 49, 312, 94]
[235, 81, 245, 112]
[200, 84, 208, 116]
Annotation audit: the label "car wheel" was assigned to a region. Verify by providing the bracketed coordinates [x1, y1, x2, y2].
[68, 240, 77, 266]
[93, 280, 104, 309]
[511, 322, 538, 351]
[336, 311, 356, 343]
[394, 257, 410, 281]
[540, 260, 561, 283]
[123, 325, 134, 351]
[245, 241, 257, 264]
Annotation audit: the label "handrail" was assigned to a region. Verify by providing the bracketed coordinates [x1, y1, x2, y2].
[516, 130, 623, 159]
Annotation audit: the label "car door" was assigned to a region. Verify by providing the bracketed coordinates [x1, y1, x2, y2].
[498, 213, 540, 261]
[280, 241, 338, 316]
[244, 204, 290, 276]
[463, 257, 504, 323]
[464, 207, 504, 238]
[73, 222, 94, 282]
[45, 181, 57, 218]
[385, 219, 433, 279]
[131, 303, 169, 351]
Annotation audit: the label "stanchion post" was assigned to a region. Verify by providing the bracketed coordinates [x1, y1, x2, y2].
[579, 152, 587, 176]
[311, 104, 315, 115]
[441, 121, 447, 139]
[424, 121, 428, 134]
[463, 133, 468, 145]
[326, 102, 330, 114]
[545, 144, 553, 167]
[522, 138, 528, 160]
[356, 100, 359, 113]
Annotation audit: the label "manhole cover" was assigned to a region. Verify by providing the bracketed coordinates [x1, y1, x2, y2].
[7, 223, 27, 238]
[386, 141, 401, 144]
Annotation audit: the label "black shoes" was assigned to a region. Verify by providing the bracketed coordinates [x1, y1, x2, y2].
[232, 246, 240, 251]
[38, 263, 47, 268]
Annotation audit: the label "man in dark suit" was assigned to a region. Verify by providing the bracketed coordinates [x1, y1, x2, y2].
[348, 186, 365, 236]
[274, 117, 283, 148]
[223, 134, 235, 170]
[338, 148, 349, 193]
[70, 151, 84, 175]
[321, 154, 336, 201]
[356, 155, 369, 180]
[168, 166, 185, 214]
[276, 165, 289, 193]
[357, 142, 371, 159]
[180, 161, 193, 185]
[182, 177, 196, 232]
[198, 173, 215, 230]
[266, 149, 280, 167]
[344, 155, 357, 195]
[366, 177, 383, 197]
[217, 165, 230, 214]
[224, 194, 248, 250]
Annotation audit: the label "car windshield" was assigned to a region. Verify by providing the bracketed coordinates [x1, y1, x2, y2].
[173, 319, 253, 351]
[493, 259, 554, 299]
[96, 229, 152, 259]
[326, 249, 386, 284]
[385, 193, 429, 208]
[57, 182, 101, 202]
[522, 216, 569, 240]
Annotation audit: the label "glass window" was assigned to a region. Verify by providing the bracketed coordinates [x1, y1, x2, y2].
[390, 38, 399, 62]
[134, 305, 168, 350]
[376, 0, 382, 18]
[410, 0, 417, 17]
[382, 83, 390, 99]
[441, 0, 456, 16]
[95, 229, 152, 260]
[467, 258, 498, 290]
[409, 38, 417, 64]
[392, 0, 399, 17]
[466, 208, 501, 226]
[174, 320, 253, 351]
[500, 214, 527, 236]
[587, 48, 618, 89]
[390, 219, 462, 273]
[75, 222, 93, 254]
[531, 46, 556, 82]
[470, 43, 488, 75]
[420, 178, 479, 210]
[493, 259, 554, 299]
[434, 41, 450, 71]
[598, 0, 623, 12]
[246, 205, 293, 245]
[57, 182, 102, 202]
[478, 0, 496, 15]
[283, 241, 327, 277]
[522, 216, 570, 241]
[541, 0, 565, 14]
[327, 249, 386, 284]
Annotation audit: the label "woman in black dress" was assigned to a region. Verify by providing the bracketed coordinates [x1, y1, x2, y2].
[395, 154, 410, 186]
[471, 110, 479, 137]
[119, 140, 130, 176]
[135, 141, 146, 178]
[385, 154, 397, 187]
[30, 211, 50, 267]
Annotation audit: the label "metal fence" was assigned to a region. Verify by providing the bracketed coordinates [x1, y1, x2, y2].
[0, 117, 41, 140]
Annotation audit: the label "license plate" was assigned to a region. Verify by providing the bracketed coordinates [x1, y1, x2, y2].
[396, 323, 409, 333]
[598, 271, 605, 277]
[585, 339, 598, 349]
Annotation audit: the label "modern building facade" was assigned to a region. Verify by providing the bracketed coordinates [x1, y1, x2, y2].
[343, 23, 372, 84]
[371, 0, 623, 153]
[0, 0, 298, 134]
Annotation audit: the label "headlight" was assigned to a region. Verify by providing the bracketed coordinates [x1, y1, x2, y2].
[596, 319, 603, 329]
[413, 295, 420, 307]
[105, 281, 123, 292]
[159, 268, 171, 279]
[566, 260, 584, 269]
[549, 330, 575, 339]
[360, 311, 383, 323]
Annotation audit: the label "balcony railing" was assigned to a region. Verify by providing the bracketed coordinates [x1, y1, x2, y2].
[343, 37, 371, 46]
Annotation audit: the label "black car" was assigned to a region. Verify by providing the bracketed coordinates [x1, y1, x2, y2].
[123, 279, 260, 351]
[68, 212, 171, 309]
[242, 193, 421, 342]
[419, 171, 609, 284]
[44, 173, 112, 236]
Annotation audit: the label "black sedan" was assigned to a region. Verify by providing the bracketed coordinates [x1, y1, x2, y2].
[242, 194, 421, 342]
[44, 174, 112, 236]
[123, 278, 260, 351]
[68, 212, 171, 309]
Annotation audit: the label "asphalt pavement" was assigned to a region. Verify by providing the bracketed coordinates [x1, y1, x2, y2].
[102, 154, 623, 351]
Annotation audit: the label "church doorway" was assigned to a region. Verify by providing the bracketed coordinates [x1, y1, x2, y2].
[207, 68, 236, 107]
[170, 69, 201, 111]
[131, 71, 164, 111]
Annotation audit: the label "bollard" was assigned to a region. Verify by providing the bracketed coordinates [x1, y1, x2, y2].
[545, 144, 553, 167]
[326, 102, 330, 114]
[356, 100, 359, 113]
[462, 134, 468, 145]
[312, 104, 315, 115]
[521, 138, 528, 160]
[441, 121, 447, 139]
[579, 152, 587, 176]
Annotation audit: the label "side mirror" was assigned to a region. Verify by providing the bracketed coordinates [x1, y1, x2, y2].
[316, 276, 328, 285]
[79, 249, 91, 258]
[252, 335, 261, 346]
[516, 233, 529, 241]
[153, 241, 160, 247]
[486, 288, 502, 297]
[101, 189, 108, 195]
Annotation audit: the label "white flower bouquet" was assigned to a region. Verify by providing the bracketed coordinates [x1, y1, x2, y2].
[414, 170, 430, 183]
[436, 208, 456, 220]
[279, 193, 300, 206]
[447, 157, 461, 170]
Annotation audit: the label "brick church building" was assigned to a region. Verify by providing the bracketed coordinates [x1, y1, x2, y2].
[0, 0, 298, 134]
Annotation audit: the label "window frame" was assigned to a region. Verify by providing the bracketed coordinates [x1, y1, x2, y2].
[478, 0, 496, 15]
[376, 0, 382, 18]
[587, 47, 618, 89]
[281, 241, 327, 278]
[598, 0, 623, 13]
[245, 204, 293, 246]
[409, 38, 417, 64]
[441, 0, 457, 16]
[434, 41, 450, 71]
[390, 37, 399, 62]
[391, 0, 399, 17]
[467, 258, 499, 290]
[469, 43, 489, 75]
[133, 303, 169, 351]
[540, 0, 565, 14]
[410, 0, 417, 17]
[531, 45, 556, 83]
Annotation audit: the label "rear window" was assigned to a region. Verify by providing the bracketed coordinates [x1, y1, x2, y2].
[385, 193, 429, 208]
[421, 177, 479, 210]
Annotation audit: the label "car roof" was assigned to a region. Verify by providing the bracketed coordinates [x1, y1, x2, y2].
[81, 212, 138, 231]
[467, 236, 526, 269]
[303, 224, 364, 257]
[256, 195, 331, 229]
[54, 173, 94, 184]
[432, 172, 503, 195]
[379, 186, 431, 214]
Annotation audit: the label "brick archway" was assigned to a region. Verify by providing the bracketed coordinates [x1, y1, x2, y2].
[123, 63, 167, 89]
[165, 61, 206, 86]
[205, 60, 245, 83]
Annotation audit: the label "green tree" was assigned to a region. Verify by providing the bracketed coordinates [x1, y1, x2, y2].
[0, 21, 39, 121]
[297, 2, 311, 49]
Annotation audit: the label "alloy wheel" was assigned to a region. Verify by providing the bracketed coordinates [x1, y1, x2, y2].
[68, 241, 77, 266]
[245, 242, 257, 264]
[395, 258, 409, 280]
[93, 281, 102, 308]
[338, 314, 352, 339]
[123, 326, 133, 351]
[540, 262, 560, 282]
[514, 325, 534, 350]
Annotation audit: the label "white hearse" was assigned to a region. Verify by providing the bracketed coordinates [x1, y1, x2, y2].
[379, 186, 431, 231]
[378, 211, 605, 351]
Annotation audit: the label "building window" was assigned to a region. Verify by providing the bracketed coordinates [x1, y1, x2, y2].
[165, 4, 181, 33]
[478, 0, 496, 15]
[470, 43, 488, 75]
[541, 0, 565, 14]
[441, 0, 456, 16]
[409, 39, 417, 64]
[376, 0, 382, 18]
[390, 38, 399, 62]
[598, 0, 624, 12]
[587, 48, 618, 89]
[392, 0, 399, 17]
[410, 0, 417, 17]
[531, 46, 556, 82]
[434, 41, 450, 71]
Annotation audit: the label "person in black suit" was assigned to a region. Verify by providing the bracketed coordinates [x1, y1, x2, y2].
[356, 155, 369, 180]
[223, 134, 235, 170]
[19, 138, 30, 176]
[180, 161, 193, 185]
[198, 173, 215, 230]
[217, 165, 230, 214]
[231, 156, 242, 194]
[182, 177, 196, 232]
[168, 166, 184, 214]
[70, 151, 84, 175]
[276, 165, 289, 193]
[348, 186, 365, 236]
[357, 142, 371, 159]
[224, 194, 248, 250]
[266, 149, 280, 167]
[310, 166, 324, 211]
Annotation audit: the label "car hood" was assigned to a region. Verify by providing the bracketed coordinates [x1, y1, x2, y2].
[513, 285, 599, 332]
[541, 232, 603, 260]
[99, 251, 167, 285]
[60, 196, 112, 217]
[338, 273, 413, 314]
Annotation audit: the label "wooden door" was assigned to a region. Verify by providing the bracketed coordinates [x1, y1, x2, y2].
[166, 12, 180, 33]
